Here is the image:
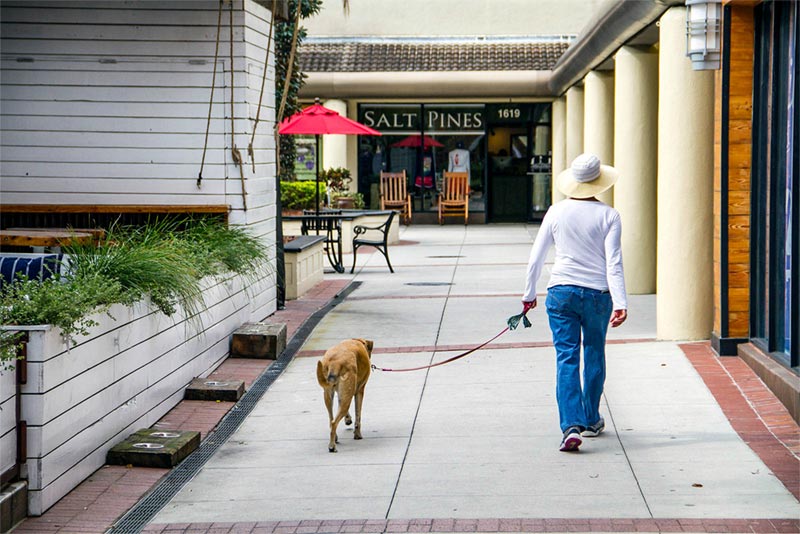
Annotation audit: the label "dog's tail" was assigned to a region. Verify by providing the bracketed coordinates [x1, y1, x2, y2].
[316, 360, 337, 387]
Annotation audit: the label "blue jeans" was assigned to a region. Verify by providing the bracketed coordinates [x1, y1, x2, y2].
[545, 285, 613, 432]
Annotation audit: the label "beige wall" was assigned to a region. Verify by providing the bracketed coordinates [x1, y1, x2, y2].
[304, 0, 603, 37]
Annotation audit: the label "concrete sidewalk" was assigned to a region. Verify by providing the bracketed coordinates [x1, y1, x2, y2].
[145, 224, 799, 532]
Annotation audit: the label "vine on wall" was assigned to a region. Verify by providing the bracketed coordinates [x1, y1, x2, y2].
[275, 0, 322, 181]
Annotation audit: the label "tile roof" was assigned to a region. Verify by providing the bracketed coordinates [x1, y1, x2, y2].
[298, 39, 572, 72]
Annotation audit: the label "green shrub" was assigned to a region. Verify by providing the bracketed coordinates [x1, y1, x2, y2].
[0, 218, 272, 367]
[0, 273, 124, 367]
[281, 180, 325, 211]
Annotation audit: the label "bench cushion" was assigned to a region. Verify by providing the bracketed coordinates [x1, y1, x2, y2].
[0, 253, 62, 286]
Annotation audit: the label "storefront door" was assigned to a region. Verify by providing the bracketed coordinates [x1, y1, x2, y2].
[485, 104, 552, 223]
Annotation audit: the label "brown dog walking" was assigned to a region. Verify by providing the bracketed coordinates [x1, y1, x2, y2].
[316, 338, 373, 452]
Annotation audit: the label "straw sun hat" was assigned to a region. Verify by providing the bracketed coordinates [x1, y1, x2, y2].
[557, 153, 619, 199]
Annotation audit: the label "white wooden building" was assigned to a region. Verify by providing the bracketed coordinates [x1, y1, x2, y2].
[0, 0, 280, 517]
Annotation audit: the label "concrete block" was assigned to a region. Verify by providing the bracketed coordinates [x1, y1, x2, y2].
[231, 322, 286, 359]
[106, 429, 200, 468]
[0, 481, 27, 533]
[184, 377, 245, 402]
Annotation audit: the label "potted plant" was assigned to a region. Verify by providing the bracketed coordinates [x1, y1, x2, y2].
[320, 167, 363, 209]
[334, 191, 365, 210]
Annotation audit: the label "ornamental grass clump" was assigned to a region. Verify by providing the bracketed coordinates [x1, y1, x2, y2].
[65, 220, 205, 317]
[179, 217, 269, 284]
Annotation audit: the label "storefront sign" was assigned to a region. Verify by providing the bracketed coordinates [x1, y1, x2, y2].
[359, 106, 420, 132]
[359, 104, 484, 133]
[423, 106, 483, 131]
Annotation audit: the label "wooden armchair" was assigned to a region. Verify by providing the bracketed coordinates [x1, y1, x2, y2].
[380, 171, 412, 224]
[438, 172, 470, 225]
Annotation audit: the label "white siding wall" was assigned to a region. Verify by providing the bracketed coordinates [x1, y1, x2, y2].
[0, 0, 281, 511]
[1, 1, 272, 210]
[0, 0, 278, 326]
[0, 366, 17, 481]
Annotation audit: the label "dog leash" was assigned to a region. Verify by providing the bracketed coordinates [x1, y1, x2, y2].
[370, 309, 532, 373]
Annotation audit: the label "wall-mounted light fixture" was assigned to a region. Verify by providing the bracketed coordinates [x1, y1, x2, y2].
[685, 0, 722, 70]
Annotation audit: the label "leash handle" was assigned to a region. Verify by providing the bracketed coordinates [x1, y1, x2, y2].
[371, 326, 510, 373]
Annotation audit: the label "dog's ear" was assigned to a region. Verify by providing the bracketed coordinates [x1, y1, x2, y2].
[353, 338, 374, 355]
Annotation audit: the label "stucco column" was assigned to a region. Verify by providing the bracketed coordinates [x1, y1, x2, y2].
[322, 99, 349, 186]
[614, 46, 658, 295]
[563, 86, 584, 203]
[657, 7, 715, 340]
[583, 71, 615, 206]
[551, 97, 567, 205]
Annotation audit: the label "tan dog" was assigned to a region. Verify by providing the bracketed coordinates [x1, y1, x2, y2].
[316, 338, 373, 452]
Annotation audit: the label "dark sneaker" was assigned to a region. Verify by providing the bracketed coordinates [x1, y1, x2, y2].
[582, 417, 605, 437]
[559, 426, 583, 452]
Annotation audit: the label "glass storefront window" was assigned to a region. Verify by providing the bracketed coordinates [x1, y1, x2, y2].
[422, 104, 486, 213]
[358, 104, 487, 214]
[357, 102, 552, 222]
[752, 0, 798, 365]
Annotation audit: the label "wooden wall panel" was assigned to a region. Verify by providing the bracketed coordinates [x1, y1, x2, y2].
[714, 63, 723, 334]
[714, 4, 755, 345]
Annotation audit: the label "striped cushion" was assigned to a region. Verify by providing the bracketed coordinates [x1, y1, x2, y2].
[0, 253, 62, 286]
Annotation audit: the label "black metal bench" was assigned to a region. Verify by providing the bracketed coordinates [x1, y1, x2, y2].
[350, 211, 396, 273]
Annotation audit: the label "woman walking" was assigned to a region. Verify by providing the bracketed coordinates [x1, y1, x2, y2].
[522, 153, 628, 452]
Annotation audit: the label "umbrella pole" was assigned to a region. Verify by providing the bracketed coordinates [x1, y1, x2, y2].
[315, 134, 321, 217]
[315, 134, 320, 234]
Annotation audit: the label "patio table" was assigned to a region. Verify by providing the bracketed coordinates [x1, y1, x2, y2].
[284, 213, 346, 273]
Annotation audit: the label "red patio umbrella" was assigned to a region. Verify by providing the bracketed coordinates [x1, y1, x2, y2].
[279, 98, 381, 216]
[391, 134, 444, 149]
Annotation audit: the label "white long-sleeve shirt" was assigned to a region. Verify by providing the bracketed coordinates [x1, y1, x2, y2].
[523, 199, 627, 310]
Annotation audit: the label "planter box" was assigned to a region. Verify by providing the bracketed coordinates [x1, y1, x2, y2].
[284, 235, 325, 300]
[2, 272, 275, 515]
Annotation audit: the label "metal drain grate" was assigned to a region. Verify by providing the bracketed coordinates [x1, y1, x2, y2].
[108, 281, 362, 533]
[404, 282, 453, 286]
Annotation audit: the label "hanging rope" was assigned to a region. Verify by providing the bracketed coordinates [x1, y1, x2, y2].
[227, 0, 247, 210]
[198, 0, 225, 188]
[274, 0, 303, 181]
[248, 0, 277, 172]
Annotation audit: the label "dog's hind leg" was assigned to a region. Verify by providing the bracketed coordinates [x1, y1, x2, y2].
[337, 390, 352, 426]
[353, 384, 366, 440]
[328, 377, 355, 452]
[323, 388, 334, 425]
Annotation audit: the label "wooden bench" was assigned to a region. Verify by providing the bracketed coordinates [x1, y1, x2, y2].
[0, 229, 94, 249]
